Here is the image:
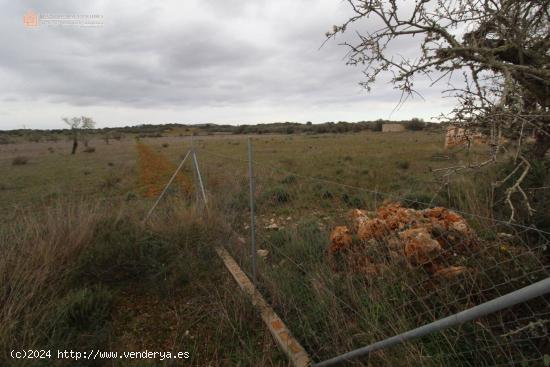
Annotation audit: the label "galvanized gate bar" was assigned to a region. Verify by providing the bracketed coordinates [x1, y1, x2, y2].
[215, 246, 311, 367]
[312, 277, 550, 367]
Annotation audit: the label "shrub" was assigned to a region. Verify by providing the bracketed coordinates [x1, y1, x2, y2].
[83, 147, 96, 153]
[371, 120, 383, 131]
[264, 186, 291, 204]
[341, 193, 365, 208]
[281, 175, 297, 184]
[53, 287, 112, 332]
[402, 192, 436, 209]
[27, 134, 41, 143]
[12, 156, 28, 165]
[321, 190, 334, 199]
[406, 118, 426, 131]
[313, 183, 335, 200]
[74, 219, 171, 285]
[100, 174, 121, 189]
[396, 160, 410, 170]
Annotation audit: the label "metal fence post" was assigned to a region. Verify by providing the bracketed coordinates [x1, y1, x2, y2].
[192, 150, 208, 208]
[190, 136, 200, 205]
[248, 137, 257, 287]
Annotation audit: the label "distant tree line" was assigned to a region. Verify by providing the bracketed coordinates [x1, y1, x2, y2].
[0, 119, 433, 144]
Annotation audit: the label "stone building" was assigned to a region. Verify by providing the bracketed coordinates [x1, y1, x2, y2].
[382, 123, 405, 132]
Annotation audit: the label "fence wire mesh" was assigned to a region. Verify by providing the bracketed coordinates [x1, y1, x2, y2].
[193, 138, 550, 367]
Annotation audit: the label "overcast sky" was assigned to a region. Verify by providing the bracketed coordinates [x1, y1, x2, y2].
[0, 0, 456, 130]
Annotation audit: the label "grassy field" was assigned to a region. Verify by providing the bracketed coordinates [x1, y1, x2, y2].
[0, 130, 489, 212]
[1, 130, 548, 366]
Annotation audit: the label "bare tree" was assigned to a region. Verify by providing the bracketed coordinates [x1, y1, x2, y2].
[81, 116, 95, 148]
[62, 116, 96, 154]
[328, 0, 549, 221]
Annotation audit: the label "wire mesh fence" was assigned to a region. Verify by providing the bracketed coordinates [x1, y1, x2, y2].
[193, 139, 550, 367]
[8, 136, 547, 366]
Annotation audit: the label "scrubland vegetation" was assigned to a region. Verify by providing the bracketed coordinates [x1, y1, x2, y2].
[1, 129, 548, 366]
[0, 199, 286, 366]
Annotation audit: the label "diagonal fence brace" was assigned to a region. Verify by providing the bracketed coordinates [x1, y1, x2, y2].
[143, 149, 191, 223]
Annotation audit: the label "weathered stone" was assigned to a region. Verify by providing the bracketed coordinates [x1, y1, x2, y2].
[329, 226, 353, 252]
[357, 218, 389, 241]
[328, 202, 477, 279]
[257, 249, 269, 258]
[400, 227, 442, 265]
[349, 209, 369, 232]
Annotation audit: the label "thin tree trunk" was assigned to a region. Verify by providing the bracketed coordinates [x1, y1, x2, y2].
[71, 136, 78, 155]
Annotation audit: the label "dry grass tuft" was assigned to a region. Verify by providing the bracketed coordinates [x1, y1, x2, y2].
[0, 201, 103, 355]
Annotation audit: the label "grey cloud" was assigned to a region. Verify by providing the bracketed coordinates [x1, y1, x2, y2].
[0, 0, 457, 128]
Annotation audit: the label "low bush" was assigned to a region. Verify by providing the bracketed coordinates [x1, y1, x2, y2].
[100, 174, 121, 189]
[73, 219, 172, 285]
[402, 192, 437, 209]
[281, 174, 297, 184]
[406, 118, 426, 131]
[396, 160, 410, 170]
[0, 200, 216, 364]
[12, 156, 28, 165]
[264, 186, 291, 204]
[341, 192, 366, 207]
[51, 287, 113, 332]
[321, 190, 334, 199]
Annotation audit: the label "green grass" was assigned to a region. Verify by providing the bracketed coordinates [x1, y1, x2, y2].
[1, 130, 547, 366]
[0, 200, 286, 366]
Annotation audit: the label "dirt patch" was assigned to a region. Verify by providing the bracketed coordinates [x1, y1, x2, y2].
[109, 279, 286, 366]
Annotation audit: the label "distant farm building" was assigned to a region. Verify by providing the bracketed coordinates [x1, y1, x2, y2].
[382, 123, 405, 132]
[444, 126, 488, 149]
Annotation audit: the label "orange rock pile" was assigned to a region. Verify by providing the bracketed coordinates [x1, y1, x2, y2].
[329, 203, 477, 278]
